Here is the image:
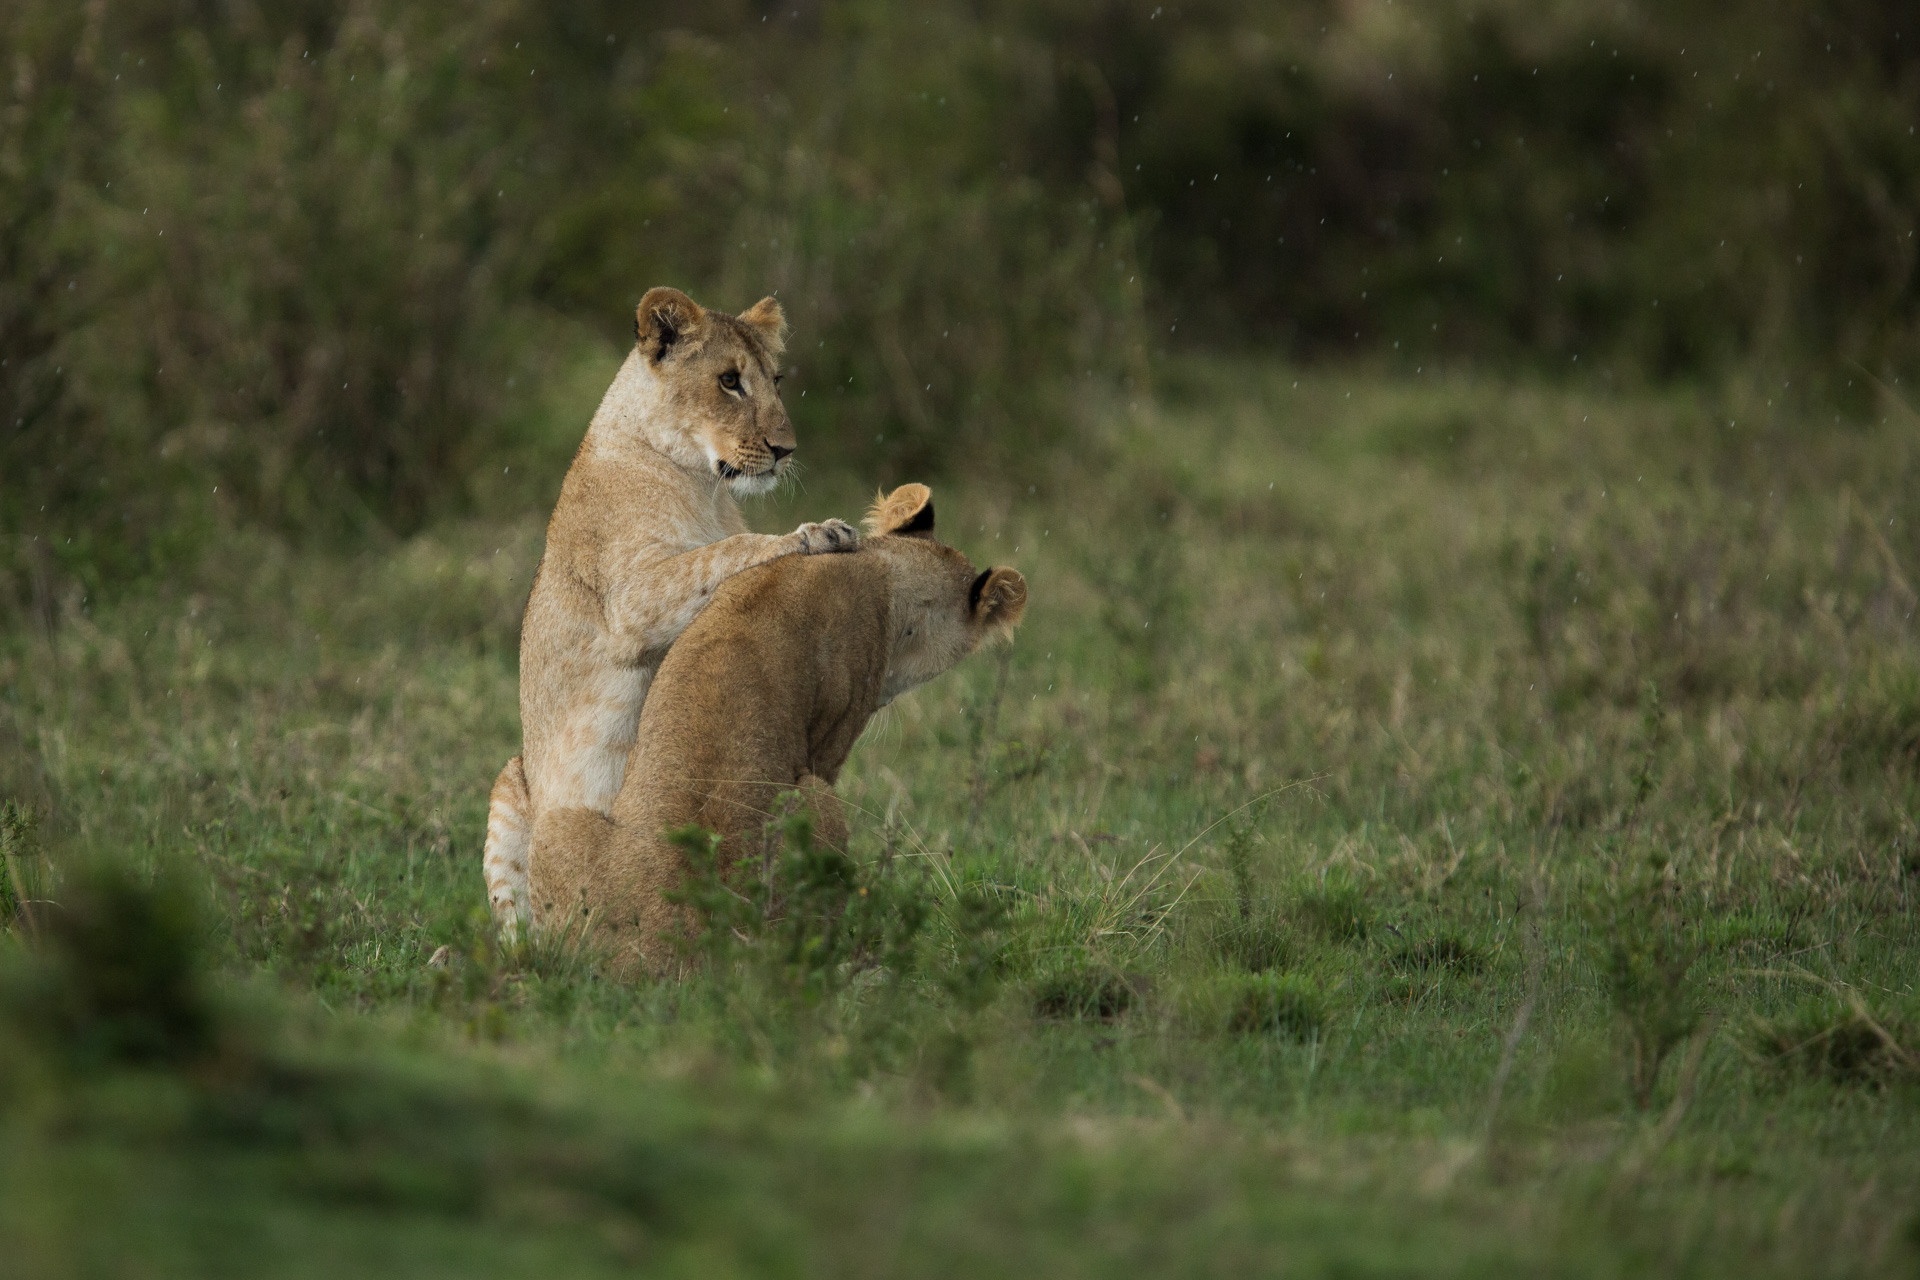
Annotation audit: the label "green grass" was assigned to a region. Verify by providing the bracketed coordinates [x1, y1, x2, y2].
[3, 360, 1919, 1276]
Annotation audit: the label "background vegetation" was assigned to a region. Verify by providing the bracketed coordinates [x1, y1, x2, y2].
[2, 1, 1918, 1275]
[5, 0, 1918, 575]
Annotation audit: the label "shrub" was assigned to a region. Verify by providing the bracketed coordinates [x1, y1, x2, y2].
[8, 0, 1916, 594]
[1199, 821, 1290, 973]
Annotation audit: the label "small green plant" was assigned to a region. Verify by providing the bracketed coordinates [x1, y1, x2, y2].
[916, 883, 1013, 1101]
[666, 798, 929, 1005]
[935, 884, 1013, 1014]
[1206, 822, 1289, 972]
[1225, 823, 1257, 923]
[1590, 850, 1704, 1109]
[1626, 680, 1669, 822]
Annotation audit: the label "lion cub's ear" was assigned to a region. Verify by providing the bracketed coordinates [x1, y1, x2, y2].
[738, 296, 788, 359]
[636, 287, 706, 362]
[863, 483, 935, 538]
[969, 567, 1028, 640]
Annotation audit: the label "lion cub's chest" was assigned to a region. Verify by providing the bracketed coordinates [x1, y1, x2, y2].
[529, 462, 746, 812]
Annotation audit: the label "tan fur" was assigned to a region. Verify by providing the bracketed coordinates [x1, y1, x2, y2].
[483, 287, 859, 936]
[528, 485, 1027, 974]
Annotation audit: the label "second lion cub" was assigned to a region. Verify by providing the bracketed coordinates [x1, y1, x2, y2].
[529, 484, 1027, 973]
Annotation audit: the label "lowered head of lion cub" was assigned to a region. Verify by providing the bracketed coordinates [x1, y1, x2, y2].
[527, 483, 1027, 973]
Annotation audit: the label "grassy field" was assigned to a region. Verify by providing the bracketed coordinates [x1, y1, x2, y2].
[3, 360, 1918, 1277]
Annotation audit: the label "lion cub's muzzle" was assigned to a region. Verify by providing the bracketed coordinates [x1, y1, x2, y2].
[716, 443, 790, 495]
[716, 440, 789, 483]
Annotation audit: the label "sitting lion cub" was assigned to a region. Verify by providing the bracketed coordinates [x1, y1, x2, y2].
[484, 287, 860, 936]
[528, 484, 1027, 973]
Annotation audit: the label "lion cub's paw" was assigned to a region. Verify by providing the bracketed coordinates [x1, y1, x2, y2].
[794, 518, 860, 555]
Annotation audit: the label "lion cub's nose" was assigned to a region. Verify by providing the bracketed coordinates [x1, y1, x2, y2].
[768, 442, 794, 461]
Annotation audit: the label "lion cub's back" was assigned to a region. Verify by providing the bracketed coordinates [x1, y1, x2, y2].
[628, 552, 892, 785]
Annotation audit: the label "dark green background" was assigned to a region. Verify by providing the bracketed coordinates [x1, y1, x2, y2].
[5, 0, 1916, 581]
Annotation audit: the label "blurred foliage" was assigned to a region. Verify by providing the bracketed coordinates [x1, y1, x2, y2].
[665, 805, 931, 1005]
[4, 858, 215, 1068]
[1097, 0, 1919, 377]
[3, 0, 1917, 591]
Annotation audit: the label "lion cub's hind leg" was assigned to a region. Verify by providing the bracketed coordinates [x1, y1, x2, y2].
[527, 804, 624, 950]
[483, 756, 532, 941]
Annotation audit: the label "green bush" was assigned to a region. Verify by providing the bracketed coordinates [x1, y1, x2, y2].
[1589, 851, 1706, 1109]
[0, 0, 1129, 591]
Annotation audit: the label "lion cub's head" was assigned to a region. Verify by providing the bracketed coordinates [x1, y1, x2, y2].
[633, 286, 795, 496]
[861, 484, 1028, 703]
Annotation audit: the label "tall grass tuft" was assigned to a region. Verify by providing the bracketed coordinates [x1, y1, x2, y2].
[1751, 999, 1919, 1087]
[1218, 973, 1328, 1042]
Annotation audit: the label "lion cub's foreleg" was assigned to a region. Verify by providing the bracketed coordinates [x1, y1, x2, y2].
[607, 525, 858, 652]
[483, 756, 532, 940]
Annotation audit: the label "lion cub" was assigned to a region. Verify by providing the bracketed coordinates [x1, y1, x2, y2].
[528, 484, 1027, 974]
[484, 288, 859, 935]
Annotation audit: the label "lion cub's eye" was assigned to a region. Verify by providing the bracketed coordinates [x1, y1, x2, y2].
[719, 370, 742, 392]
